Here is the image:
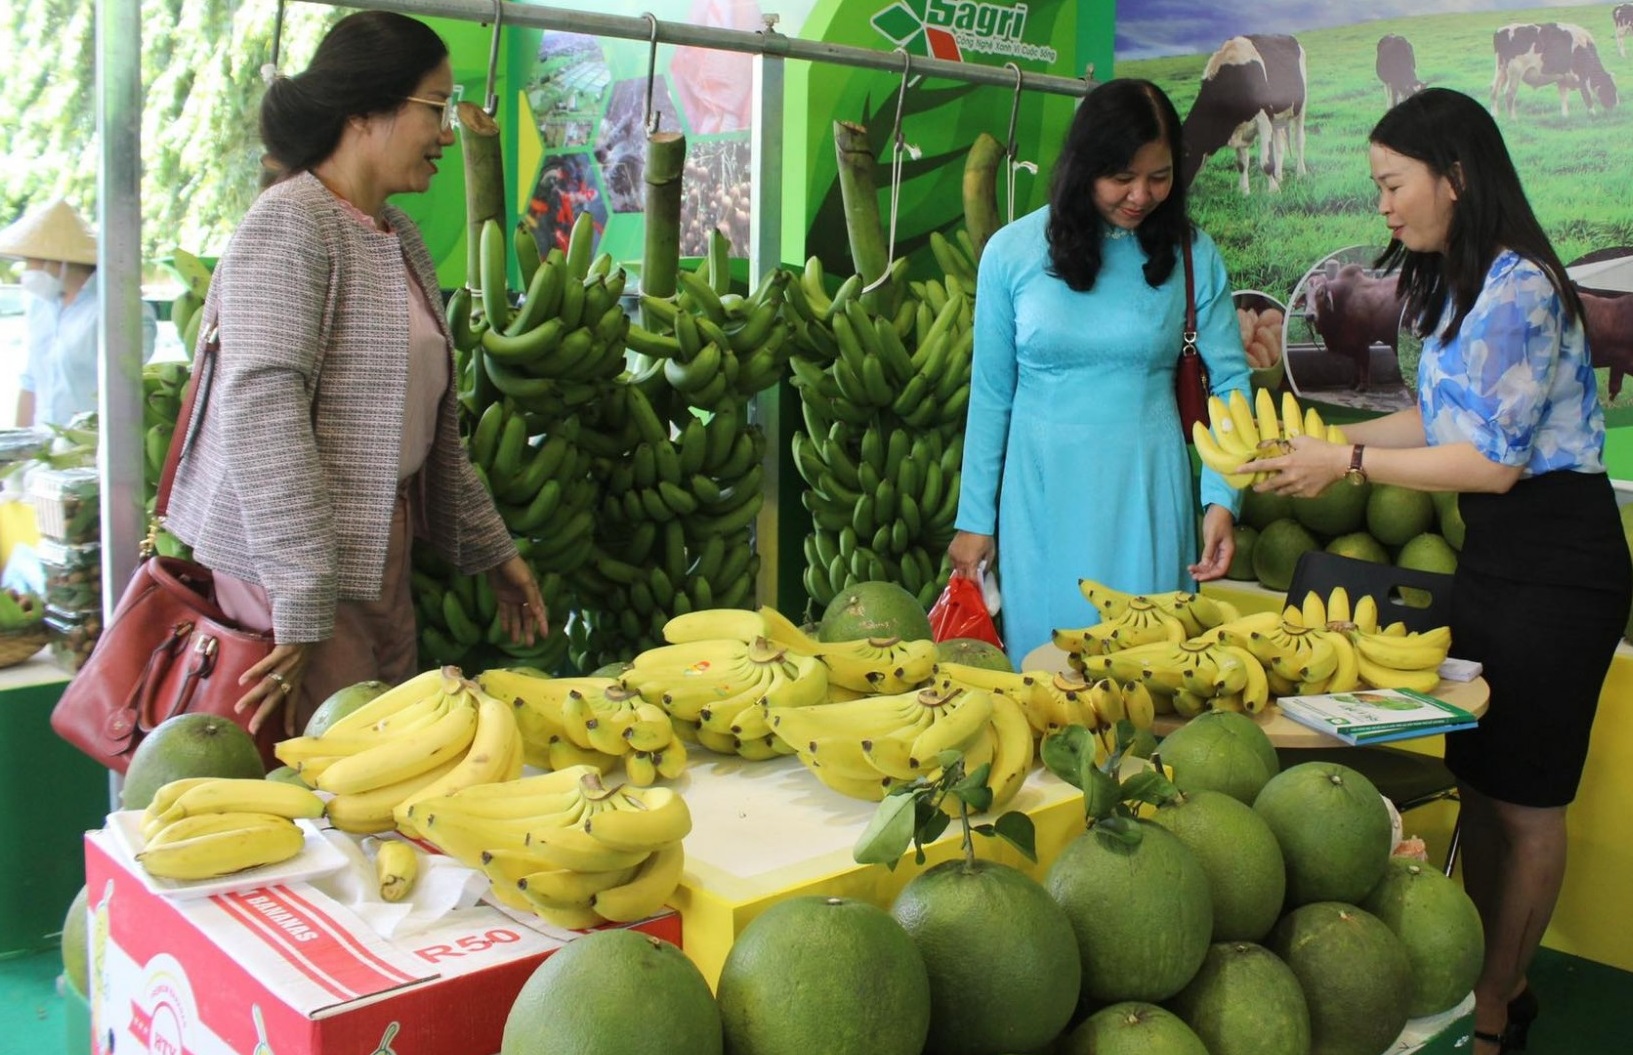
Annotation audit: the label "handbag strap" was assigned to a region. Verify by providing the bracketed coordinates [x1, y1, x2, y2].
[1180, 235, 1198, 355]
[153, 325, 220, 522]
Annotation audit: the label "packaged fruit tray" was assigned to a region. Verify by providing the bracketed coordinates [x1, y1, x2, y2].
[37, 538, 102, 611]
[28, 466, 100, 544]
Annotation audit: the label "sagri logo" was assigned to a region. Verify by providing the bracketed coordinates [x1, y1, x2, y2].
[870, 0, 1058, 65]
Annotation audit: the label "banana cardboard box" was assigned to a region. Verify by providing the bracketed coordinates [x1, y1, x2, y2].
[80, 829, 679, 1055]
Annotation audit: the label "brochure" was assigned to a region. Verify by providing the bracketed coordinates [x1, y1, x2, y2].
[1274, 687, 1478, 746]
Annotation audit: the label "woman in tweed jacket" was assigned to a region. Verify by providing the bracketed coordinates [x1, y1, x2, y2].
[166, 12, 547, 735]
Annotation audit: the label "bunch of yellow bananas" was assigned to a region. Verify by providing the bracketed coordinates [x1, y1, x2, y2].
[478, 669, 686, 785]
[271, 667, 523, 836]
[135, 778, 324, 881]
[1308, 589, 1453, 693]
[1192, 388, 1348, 487]
[406, 768, 690, 930]
[764, 681, 1034, 811]
[1055, 580, 1242, 659]
[621, 632, 828, 759]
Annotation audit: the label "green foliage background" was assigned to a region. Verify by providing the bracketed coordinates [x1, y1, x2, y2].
[0, 0, 344, 266]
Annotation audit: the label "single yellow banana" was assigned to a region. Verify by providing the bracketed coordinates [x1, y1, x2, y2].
[1326, 586, 1352, 626]
[154, 779, 325, 827]
[589, 842, 686, 923]
[756, 605, 824, 654]
[316, 693, 479, 795]
[622, 702, 675, 752]
[1322, 630, 1361, 693]
[1353, 652, 1443, 693]
[143, 811, 288, 849]
[1352, 594, 1380, 634]
[545, 736, 620, 775]
[1303, 405, 1326, 438]
[520, 826, 652, 872]
[375, 840, 419, 902]
[1281, 391, 1304, 438]
[1076, 579, 1138, 621]
[392, 691, 521, 835]
[1351, 631, 1449, 672]
[323, 668, 453, 736]
[1208, 395, 1255, 457]
[1254, 386, 1282, 445]
[136, 816, 305, 880]
[582, 786, 693, 852]
[1227, 388, 1262, 449]
[908, 689, 995, 764]
[624, 750, 659, 786]
[662, 609, 766, 644]
[1301, 590, 1328, 629]
[518, 864, 642, 906]
[324, 753, 466, 834]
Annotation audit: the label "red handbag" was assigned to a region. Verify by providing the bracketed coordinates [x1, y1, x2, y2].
[1174, 237, 1209, 442]
[50, 331, 280, 773]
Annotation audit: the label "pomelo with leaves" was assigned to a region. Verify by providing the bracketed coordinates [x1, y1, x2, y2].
[1040, 724, 1212, 1004]
[863, 752, 1073, 1055]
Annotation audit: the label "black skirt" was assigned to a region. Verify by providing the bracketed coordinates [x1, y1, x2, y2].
[1443, 471, 1631, 807]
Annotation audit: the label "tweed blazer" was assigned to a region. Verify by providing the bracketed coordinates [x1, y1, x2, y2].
[165, 172, 514, 643]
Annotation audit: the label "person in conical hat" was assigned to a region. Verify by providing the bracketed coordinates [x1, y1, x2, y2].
[1, 197, 154, 426]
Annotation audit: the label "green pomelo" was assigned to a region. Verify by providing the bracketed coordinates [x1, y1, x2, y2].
[1253, 762, 1392, 906]
[1325, 531, 1389, 564]
[501, 930, 720, 1055]
[1059, 1002, 1208, 1055]
[1150, 790, 1286, 941]
[121, 714, 264, 810]
[60, 885, 89, 997]
[1395, 532, 1458, 607]
[1240, 487, 1294, 531]
[304, 680, 389, 737]
[717, 896, 930, 1055]
[1226, 525, 1259, 581]
[819, 580, 934, 643]
[1251, 519, 1321, 592]
[1433, 491, 1466, 550]
[1156, 711, 1279, 806]
[265, 766, 310, 788]
[1045, 822, 1212, 1003]
[1269, 902, 1414, 1055]
[1168, 941, 1310, 1055]
[891, 859, 1079, 1055]
[1290, 479, 1370, 539]
[1361, 856, 1485, 1017]
[936, 637, 1013, 672]
[1366, 485, 1436, 547]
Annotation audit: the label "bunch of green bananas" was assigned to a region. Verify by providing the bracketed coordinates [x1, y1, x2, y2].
[405, 768, 691, 930]
[272, 666, 524, 835]
[784, 230, 979, 609]
[466, 401, 600, 565]
[409, 542, 572, 673]
[134, 777, 324, 881]
[570, 234, 784, 668]
[140, 362, 189, 493]
[165, 248, 213, 357]
[476, 667, 687, 786]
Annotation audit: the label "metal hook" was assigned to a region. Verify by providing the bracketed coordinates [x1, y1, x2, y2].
[1003, 62, 1023, 160]
[484, 0, 504, 117]
[643, 13, 662, 135]
[890, 48, 912, 150]
[260, 0, 286, 85]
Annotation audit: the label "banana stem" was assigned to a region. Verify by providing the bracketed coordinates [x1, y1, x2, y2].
[641, 131, 687, 330]
[957, 793, 978, 872]
[459, 102, 506, 293]
[833, 121, 891, 305]
[962, 132, 1003, 262]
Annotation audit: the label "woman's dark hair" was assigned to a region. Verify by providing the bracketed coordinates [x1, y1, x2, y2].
[260, 11, 449, 176]
[1046, 79, 1190, 292]
[1371, 87, 1581, 340]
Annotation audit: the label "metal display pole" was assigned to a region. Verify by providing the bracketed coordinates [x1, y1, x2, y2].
[749, 28, 786, 610]
[291, 0, 1099, 97]
[96, 0, 144, 808]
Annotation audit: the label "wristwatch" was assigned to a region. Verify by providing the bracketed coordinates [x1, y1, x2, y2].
[1344, 444, 1368, 487]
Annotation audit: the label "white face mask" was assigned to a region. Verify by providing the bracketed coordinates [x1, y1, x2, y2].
[19, 266, 63, 302]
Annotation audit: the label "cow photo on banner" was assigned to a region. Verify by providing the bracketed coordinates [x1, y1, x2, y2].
[1115, 0, 1633, 415]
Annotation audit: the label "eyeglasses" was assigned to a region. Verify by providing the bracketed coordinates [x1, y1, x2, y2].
[404, 84, 463, 132]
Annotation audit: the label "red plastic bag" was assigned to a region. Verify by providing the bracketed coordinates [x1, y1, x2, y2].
[928, 575, 1003, 650]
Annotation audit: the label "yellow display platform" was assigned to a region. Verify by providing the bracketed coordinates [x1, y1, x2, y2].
[1201, 580, 1633, 973]
[669, 754, 1085, 987]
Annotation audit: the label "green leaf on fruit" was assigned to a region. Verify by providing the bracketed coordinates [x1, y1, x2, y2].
[992, 811, 1037, 862]
[853, 791, 916, 868]
[1119, 770, 1176, 807]
[1093, 814, 1143, 848]
[1082, 764, 1122, 822]
[1040, 725, 1093, 788]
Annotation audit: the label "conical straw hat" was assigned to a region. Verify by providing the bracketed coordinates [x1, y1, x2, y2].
[0, 199, 97, 265]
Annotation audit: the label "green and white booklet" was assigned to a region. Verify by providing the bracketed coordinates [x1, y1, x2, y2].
[1275, 688, 1478, 746]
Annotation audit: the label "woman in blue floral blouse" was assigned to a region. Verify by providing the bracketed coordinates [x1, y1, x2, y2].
[1253, 88, 1630, 1054]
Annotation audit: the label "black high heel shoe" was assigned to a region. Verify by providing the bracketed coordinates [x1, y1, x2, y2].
[1505, 986, 1539, 1051]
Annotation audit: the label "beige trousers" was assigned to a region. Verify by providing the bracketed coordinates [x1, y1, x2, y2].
[213, 481, 419, 732]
